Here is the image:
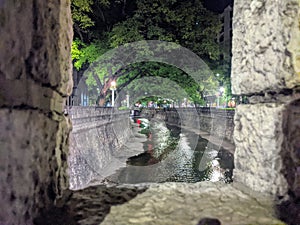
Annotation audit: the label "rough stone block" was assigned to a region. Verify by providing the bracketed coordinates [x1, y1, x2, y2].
[102, 182, 284, 225]
[0, 109, 70, 224]
[231, 0, 300, 95]
[0, 0, 73, 111]
[0, 0, 72, 223]
[233, 104, 288, 195]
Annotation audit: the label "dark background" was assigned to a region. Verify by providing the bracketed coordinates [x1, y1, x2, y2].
[203, 0, 233, 13]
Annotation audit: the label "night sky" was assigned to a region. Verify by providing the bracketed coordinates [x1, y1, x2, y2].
[203, 0, 233, 13]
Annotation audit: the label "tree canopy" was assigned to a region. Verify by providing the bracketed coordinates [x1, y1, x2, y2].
[71, 0, 227, 106]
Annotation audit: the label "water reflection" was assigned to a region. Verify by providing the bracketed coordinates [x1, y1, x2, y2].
[108, 119, 233, 184]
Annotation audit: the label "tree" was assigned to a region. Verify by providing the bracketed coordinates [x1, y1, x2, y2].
[71, 0, 136, 42]
[110, 0, 221, 59]
[71, 0, 95, 41]
[71, 0, 222, 106]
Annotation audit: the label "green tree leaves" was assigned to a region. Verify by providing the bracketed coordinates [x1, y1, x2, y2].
[71, 0, 223, 106]
[71, 0, 95, 29]
[71, 39, 109, 70]
[110, 18, 144, 47]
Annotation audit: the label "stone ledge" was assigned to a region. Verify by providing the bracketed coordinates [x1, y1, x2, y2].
[102, 182, 285, 225]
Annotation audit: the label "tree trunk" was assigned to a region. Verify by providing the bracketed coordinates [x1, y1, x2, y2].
[98, 95, 106, 106]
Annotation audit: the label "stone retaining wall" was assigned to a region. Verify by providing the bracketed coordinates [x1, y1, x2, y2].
[231, 1, 300, 222]
[67, 107, 131, 190]
[141, 108, 235, 144]
[0, 1, 72, 224]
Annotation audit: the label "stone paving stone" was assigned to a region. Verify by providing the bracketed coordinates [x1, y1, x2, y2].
[102, 182, 286, 225]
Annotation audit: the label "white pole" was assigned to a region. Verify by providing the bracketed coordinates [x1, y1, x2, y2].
[112, 89, 115, 107]
[126, 94, 129, 108]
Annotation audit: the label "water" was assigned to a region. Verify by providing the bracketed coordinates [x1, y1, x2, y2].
[107, 119, 234, 184]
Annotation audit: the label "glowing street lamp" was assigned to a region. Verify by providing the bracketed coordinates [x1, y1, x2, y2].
[110, 80, 117, 107]
[217, 86, 225, 108]
[220, 86, 225, 93]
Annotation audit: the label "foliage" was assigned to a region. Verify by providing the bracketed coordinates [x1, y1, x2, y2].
[109, 0, 221, 60]
[71, 38, 109, 70]
[110, 18, 144, 47]
[71, 0, 95, 29]
[119, 62, 218, 106]
[70, 0, 224, 106]
[118, 106, 130, 110]
[219, 108, 235, 110]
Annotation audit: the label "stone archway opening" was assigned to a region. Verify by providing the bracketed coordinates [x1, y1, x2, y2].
[1, 0, 300, 224]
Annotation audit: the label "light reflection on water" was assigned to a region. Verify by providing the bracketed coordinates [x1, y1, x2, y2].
[108, 119, 233, 184]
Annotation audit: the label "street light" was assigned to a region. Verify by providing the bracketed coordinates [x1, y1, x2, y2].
[183, 98, 187, 107]
[217, 86, 225, 108]
[110, 80, 117, 107]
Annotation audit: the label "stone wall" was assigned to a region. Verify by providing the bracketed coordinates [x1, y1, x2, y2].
[67, 107, 131, 190]
[0, 0, 72, 224]
[141, 108, 235, 144]
[231, 0, 300, 202]
[232, 0, 300, 95]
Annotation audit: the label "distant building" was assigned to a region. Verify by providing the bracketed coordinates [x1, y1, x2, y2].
[218, 5, 233, 63]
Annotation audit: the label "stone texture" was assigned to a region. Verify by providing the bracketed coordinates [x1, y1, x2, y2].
[102, 182, 285, 225]
[141, 108, 235, 144]
[0, 0, 298, 224]
[34, 185, 147, 225]
[68, 107, 134, 190]
[0, 0, 73, 109]
[0, 0, 72, 224]
[0, 110, 71, 224]
[233, 104, 288, 196]
[231, 0, 300, 223]
[231, 0, 300, 95]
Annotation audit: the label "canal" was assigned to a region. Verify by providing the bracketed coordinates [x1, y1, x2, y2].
[106, 118, 234, 184]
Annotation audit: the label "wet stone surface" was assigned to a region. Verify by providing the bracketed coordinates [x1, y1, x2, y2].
[102, 182, 285, 225]
[106, 119, 234, 185]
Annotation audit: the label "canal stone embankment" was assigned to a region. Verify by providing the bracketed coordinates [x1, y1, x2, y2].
[68, 107, 134, 190]
[141, 108, 235, 146]
[68, 107, 235, 190]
